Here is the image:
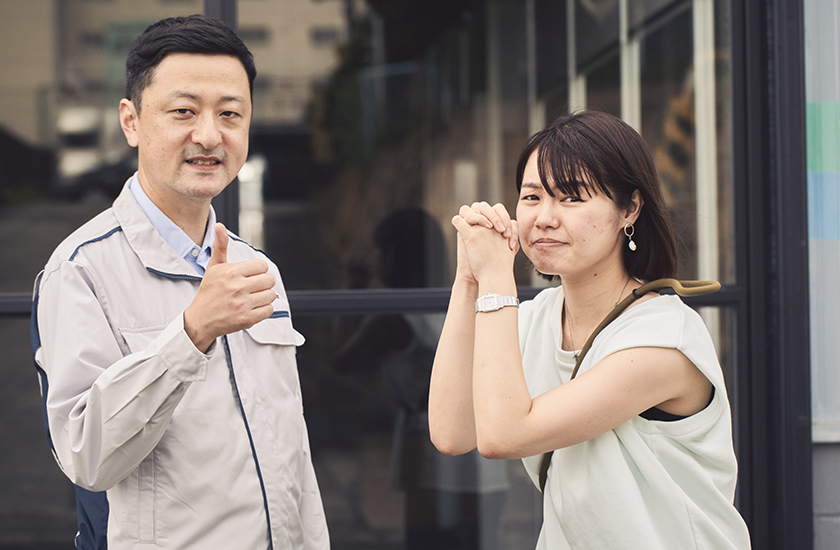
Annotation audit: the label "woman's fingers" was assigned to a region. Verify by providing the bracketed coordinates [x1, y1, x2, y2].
[491, 203, 513, 238]
[455, 202, 519, 251]
[460, 202, 513, 235]
[510, 219, 520, 252]
[459, 204, 494, 229]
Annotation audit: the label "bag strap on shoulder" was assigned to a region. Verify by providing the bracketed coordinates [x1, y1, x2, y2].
[537, 278, 720, 493]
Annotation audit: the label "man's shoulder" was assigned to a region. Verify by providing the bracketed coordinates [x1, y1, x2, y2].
[226, 233, 272, 263]
[46, 207, 122, 267]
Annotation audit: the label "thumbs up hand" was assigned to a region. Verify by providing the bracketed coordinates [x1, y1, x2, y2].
[184, 223, 277, 352]
[206, 222, 229, 268]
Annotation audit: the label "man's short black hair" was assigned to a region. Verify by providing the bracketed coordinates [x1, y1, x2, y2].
[125, 14, 256, 110]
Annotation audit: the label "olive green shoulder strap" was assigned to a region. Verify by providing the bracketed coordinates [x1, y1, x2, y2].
[537, 278, 720, 493]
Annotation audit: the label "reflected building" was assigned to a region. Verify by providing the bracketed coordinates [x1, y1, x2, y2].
[0, 1, 829, 549]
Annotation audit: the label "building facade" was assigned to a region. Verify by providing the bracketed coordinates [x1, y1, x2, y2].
[0, 0, 824, 548]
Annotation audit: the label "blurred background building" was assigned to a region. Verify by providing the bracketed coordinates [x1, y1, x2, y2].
[0, 0, 830, 549]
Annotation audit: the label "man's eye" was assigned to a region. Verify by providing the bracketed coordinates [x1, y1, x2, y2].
[221, 111, 239, 118]
[173, 109, 193, 115]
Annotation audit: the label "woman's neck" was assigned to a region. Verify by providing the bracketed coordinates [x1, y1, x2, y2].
[561, 264, 639, 348]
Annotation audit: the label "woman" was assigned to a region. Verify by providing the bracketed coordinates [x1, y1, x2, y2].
[428, 111, 751, 549]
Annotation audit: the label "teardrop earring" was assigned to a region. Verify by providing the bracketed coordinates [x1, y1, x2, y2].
[624, 223, 637, 251]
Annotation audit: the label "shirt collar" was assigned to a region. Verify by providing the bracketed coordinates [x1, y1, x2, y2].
[128, 173, 216, 274]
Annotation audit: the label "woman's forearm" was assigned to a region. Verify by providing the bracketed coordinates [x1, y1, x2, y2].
[428, 278, 479, 455]
[472, 274, 533, 459]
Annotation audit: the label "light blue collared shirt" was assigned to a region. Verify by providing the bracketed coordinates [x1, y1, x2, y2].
[128, 173, 216, 275]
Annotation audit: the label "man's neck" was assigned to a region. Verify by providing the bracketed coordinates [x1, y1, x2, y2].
[137, 179, 212, 245]
[162, 200, 212, 246]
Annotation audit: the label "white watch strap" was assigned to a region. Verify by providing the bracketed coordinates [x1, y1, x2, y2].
[475, 293, 519, 312]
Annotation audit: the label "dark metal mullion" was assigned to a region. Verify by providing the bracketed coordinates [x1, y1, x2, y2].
[204, 0, 240, 234]
[731, 1, 812, 548]
[0, 285, 748, 318]
[730, 0, 767, 541]
[766, 2, 813, 549]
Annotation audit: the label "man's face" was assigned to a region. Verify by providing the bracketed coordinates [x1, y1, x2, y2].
[120, 53, 251, 214]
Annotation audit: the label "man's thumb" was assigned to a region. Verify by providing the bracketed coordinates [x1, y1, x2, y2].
[208, 223, 228, 267]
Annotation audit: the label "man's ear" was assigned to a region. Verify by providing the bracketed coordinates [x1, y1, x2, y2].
[119, 98, 139, 148]
[624, 189, 644, 224]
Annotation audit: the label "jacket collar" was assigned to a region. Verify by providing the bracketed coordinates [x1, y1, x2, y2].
[112, 177, 204, 280]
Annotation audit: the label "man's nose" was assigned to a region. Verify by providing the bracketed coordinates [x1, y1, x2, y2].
[191, 114, 223, 150]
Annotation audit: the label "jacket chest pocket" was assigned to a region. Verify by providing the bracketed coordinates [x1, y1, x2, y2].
[244, 314, 305, 347]
[238, 316, 305, 401]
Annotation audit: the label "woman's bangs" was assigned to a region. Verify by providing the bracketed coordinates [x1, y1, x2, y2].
[537, 144, 602, 198]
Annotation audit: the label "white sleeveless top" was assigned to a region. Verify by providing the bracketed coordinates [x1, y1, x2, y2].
[518, 286, 751, 549]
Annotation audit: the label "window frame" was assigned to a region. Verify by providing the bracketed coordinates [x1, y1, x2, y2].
[1, 0, 812, 547]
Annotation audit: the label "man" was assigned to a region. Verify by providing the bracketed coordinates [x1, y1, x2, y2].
[31, 15, 329, 549]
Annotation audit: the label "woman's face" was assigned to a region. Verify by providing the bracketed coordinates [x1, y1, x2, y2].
[515, 149, 632, 280]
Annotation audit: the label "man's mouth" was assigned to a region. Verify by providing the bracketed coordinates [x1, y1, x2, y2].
[187, 159, 220, 166]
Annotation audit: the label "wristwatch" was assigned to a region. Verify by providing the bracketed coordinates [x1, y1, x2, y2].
[475, 293, 519, 313]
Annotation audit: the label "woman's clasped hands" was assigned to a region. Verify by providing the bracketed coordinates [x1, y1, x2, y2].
[451, 202, 520, 284]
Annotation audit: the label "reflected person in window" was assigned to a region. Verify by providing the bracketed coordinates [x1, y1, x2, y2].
[428, 111, 751, 549]
[31, 15, 328, 550]
[335, 208, 508, 550]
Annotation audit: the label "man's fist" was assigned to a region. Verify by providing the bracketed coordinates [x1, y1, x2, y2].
[184, 223, 276, 352]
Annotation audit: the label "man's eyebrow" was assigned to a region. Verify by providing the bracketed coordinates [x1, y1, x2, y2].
[219, 95, 247, 104]
[166, 91, 247, 104]
[167, 91, 200, 101]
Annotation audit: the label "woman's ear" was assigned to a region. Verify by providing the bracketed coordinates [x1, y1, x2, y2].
[624, 189, 644, 224]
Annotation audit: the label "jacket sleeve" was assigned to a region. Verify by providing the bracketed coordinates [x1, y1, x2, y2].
[298, 418, 330, 550]
[34, 259, 210, 492]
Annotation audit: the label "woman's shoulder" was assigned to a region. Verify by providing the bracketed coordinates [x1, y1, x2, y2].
[519, 285, 563, 325]
[520, 285, 563, 312]
[591, 294, 720, 375]
[603, 294, 698, 343]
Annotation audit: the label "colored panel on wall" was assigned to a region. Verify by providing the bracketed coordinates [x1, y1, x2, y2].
[807, 102, 840, 172]
[808, 171, 840, 240]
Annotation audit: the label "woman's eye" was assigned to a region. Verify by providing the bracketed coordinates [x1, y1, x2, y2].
[561, 196, 582, 203]
[521, 194, 539, 201]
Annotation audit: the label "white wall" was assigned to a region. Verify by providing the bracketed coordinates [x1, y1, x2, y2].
[804, 0, 840, 546]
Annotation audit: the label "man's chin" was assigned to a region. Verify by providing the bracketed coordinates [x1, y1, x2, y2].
[179, 174, 231, 198]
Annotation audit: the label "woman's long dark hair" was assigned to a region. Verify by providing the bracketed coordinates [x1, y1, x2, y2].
[515, 110, 679, 281]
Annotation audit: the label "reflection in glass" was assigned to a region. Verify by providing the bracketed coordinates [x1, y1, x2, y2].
[638, 1, 734, 284]
[640, 7, 697, 277]
[585, 54, 621, 118]
[0, 1, 200, 292]
[698, 306, 736, 405]
[329, 209, 509, 549]
[575, 0, 619, 68]
[0, 318, 77, 544]
[1, 0, 739, 546]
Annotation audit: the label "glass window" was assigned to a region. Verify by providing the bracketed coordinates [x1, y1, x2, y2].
[639, 6, 697, 275]
[0, 0, 201, 544]
[240, 0, 545, 546]
[575, 0, 619, 69]
[0, 318, 78, 544]
[585, 53, 621, 117]
[1, 0, 738, 546]
[636, 0, 734, 283]
[297, 312, 530, 548]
